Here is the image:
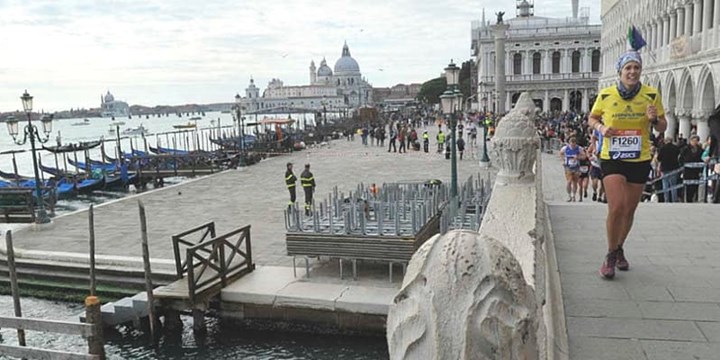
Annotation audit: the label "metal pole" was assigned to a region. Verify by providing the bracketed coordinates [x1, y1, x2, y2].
[450, 112, 458, 199]
[5, 230, 26, 347]
[27, 118, 50, 223]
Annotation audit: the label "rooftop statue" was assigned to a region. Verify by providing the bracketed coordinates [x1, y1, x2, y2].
[496, 11, 505, 24]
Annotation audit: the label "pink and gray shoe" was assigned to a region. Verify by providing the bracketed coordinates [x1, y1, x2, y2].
[600, 250, 617, 279]
[616, 246, 629, 271]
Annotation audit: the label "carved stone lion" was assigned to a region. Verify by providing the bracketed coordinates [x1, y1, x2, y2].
[387, 230, 538, 360]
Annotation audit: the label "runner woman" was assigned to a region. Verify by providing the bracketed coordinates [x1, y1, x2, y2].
[578, 149, 591, 201]
[559, 136, 584, 202]
[588, 50, 667, 279]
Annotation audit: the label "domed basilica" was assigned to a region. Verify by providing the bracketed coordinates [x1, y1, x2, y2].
[241, 42, 373, 113]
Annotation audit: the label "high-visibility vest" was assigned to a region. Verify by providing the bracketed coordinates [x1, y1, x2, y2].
[300, 169, 315, 188]
[285, 170, 297, 188]
[437, 132, 446, 143]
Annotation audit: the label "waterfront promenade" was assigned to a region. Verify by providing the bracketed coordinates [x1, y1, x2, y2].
[3, 126, 487, 268]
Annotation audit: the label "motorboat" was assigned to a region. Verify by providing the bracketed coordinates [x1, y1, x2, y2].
[173, 122, 197, 129]
[71, 118, 91, 126]
[122, 125, 148, 136]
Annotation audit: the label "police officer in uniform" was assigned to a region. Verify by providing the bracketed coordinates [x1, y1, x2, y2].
[300, 163, 316, 216]
[285, 162, 297, 210]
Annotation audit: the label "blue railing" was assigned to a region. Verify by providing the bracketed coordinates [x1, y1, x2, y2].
[646, 160, 719, 203]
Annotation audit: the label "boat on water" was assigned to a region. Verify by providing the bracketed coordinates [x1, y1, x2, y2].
[42, 140, 102, 153]
[189, 116, 202, 121]
[173, 122, 197, 129]
[122, 125, 148, 136]
[71, 118, 91, 126]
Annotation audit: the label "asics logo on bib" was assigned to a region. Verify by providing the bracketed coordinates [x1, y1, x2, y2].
[611, 152, 637, 160]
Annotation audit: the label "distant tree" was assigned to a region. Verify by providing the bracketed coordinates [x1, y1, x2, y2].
[416, 77, 447, 104]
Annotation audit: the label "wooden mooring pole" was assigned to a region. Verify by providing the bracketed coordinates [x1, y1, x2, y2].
[138, 201, 157, 340]
[85, 296, 105, 359]
[5, 230, 26, 347]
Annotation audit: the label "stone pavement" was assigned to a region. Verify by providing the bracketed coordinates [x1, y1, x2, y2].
[3, 125, 489, 268]
[543, 152, 720, 360]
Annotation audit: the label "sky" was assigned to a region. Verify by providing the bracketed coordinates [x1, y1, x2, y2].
[0, 0, 600, 112]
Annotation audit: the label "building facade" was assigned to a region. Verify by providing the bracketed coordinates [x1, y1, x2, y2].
[241, 42, 373, 114]
[600, 0, 720, 141]
[100, 91, 131, 118]
[472, 0, 602, 114]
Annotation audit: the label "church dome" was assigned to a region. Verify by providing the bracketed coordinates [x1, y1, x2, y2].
[317, 58, 333, 76]
[104, 91, 115, 103]
[334, 43, 360, 74]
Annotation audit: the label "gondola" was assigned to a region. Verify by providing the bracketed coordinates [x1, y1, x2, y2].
[0, 177, 76, 200]
[67, 158, 118, 173]
[149, 146, 190, 155]
[42, 140, 102, 153]
[0, 168, 33, 182]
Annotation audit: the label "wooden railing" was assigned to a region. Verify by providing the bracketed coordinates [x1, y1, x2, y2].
[0, 316, 101, 360]
[172, 224, 255, 303]
[171, 221, 216, 279]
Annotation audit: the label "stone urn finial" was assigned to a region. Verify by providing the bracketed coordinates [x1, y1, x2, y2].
[490, 92, 540, 185]
[386, 230, 538, 360]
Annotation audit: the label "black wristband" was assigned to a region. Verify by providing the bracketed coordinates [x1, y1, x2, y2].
[650, 117, 659, 125]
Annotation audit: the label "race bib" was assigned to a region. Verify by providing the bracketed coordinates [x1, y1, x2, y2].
[579, 165, 590, 173]
[567, 158, 578, 167]
[609, 129, 642, 160]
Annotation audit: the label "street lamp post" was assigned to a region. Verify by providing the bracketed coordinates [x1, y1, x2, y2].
[440, 61, 462, 199]
[5, 90, 54, 224]
[234, 94, 244, 151]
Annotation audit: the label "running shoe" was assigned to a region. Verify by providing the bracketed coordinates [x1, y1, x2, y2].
[600, 250, 617, 279]
[592, 192, 597, 201]
[616, 246, 629, 271]
[584, 190, 588, 198]
[578, 196, 583, 202]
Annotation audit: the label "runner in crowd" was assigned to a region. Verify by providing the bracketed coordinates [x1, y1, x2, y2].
[559, 136, 584, 202]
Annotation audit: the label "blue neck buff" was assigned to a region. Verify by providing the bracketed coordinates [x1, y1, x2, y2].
[617, 81, 641, 100]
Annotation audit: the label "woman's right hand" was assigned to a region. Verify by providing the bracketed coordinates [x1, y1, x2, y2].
[599, 125, 616, 137]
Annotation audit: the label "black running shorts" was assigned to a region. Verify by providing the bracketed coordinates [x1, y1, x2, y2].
[600, 159, 651, 184]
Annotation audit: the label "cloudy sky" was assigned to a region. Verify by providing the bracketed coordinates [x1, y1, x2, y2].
[0, 0, 600, 112]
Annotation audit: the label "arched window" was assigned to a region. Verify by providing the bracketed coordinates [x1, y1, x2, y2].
[591, 49, 601, 72]
[571, 50, 581, 73]
[532, 52, 541, 74]
[513, 53, 522, 75]
[552, 51, 561, 73]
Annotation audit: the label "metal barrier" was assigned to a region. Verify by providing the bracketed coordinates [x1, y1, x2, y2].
[646, 160, 719, 202]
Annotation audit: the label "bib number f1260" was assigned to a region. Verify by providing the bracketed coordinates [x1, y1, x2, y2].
[609, 129, 642, 160]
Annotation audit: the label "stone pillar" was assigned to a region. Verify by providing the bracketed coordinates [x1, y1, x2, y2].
[665, 111, 678, 139]
[493, 23, 510, 114]
[490, 92, 540, 184]
[563, 89, 569, 112]
[582, 88, 589, 113]
[697, 116, 710, 141]
[685, 2, 694, 36]
[704, 0, 713, 31]
[678, 7, 686, 36]
[544, 90, 550, 112]
[653, 21, 660, 49]
[694, 0, 702, 35]
[663, 13, 670, 46]
[670, 10, 678, 39]
[679, 112, 692, 139]
[716, 0, 720, 28]
[544, 50, 551, 74]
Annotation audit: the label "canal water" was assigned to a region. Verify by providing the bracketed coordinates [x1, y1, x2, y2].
[0, 296, 389, 359]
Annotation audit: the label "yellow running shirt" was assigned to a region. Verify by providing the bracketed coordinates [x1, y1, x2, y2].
[590, 84, 664, 162]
